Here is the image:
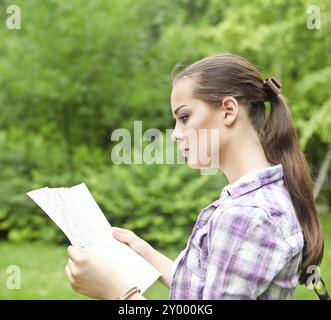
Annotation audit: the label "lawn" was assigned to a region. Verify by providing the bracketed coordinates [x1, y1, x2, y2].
[0, 242, 175, 300]
[0, 215, 330, 300]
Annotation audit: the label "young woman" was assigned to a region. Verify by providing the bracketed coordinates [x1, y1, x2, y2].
[65, 53, 326, 300]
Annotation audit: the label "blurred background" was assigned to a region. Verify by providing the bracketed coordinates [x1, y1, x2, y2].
[0, 0, 330, 299]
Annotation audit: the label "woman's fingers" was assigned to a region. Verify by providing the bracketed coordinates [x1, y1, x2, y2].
[67, 245, 86, 264]
[65, 260, 82, 293]
[67, 257, 83, 281]
[111, 227, 131, 234]
[67, 258, 76, 272]
[65, 263, 74, 283]
[111, 227, 149, 258]
[112, 227, 134, 243]
[112, 231, 131, 243]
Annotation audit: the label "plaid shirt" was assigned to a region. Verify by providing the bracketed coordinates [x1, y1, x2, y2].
[169, 164, 304, 300]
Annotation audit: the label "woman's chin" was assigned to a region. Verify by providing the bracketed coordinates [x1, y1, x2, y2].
[187, 158, 204, 169]
[187, 162, 200, 169]
[187, 157, 219, 170]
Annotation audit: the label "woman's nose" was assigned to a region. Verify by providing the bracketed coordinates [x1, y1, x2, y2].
[171, 128, 184, 142]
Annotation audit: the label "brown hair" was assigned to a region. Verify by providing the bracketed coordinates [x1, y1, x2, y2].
[172, 53, 324, 285]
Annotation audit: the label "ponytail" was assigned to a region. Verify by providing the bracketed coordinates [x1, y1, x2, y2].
[260, 93, 324, 286]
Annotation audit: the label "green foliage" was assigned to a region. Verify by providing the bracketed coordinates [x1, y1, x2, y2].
[0, 128, 225, 247]
[0, 0, 330, 246]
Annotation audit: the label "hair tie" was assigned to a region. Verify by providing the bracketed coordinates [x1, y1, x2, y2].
[263, 77, 281, 100]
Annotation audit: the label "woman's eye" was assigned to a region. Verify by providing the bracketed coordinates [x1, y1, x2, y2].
[179, 114, 189, 123]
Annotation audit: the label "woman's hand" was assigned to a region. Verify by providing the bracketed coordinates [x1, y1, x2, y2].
[65, 245, 134, 300]
[112, 227, 173, 289]
[111, 227, 153, 259]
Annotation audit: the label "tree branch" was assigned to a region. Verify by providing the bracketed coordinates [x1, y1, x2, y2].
[314, 143, 331, 199]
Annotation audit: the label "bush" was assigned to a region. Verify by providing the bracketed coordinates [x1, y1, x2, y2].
[0, 128, 227, 249]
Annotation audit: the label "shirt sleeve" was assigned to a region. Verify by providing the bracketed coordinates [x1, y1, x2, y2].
[202, 205, 292, 299]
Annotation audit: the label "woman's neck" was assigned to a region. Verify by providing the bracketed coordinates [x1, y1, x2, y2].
[221, 135, 270, 184]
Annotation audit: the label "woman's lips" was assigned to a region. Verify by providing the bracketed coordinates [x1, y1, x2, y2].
[181, 148, 189, 156]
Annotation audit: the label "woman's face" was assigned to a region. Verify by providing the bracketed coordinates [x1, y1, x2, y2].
[171, 77, 230, 169]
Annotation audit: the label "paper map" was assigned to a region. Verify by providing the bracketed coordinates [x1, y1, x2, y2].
[26, 183, 161, 293]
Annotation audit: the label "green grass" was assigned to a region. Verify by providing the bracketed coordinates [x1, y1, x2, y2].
[0, 242, 176, 300]
[0, 215, 330, 300]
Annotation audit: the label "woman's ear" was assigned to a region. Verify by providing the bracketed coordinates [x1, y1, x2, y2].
[220, 96, 239, 127]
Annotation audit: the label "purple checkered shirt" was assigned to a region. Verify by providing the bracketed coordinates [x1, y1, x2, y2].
[169, 164, 304, 300]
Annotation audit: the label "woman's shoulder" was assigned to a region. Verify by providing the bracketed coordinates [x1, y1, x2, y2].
[221, 178, 301, 231]
[208, 203, 304, 256]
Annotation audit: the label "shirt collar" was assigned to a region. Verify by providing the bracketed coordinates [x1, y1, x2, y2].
[220, 164, 284, 199]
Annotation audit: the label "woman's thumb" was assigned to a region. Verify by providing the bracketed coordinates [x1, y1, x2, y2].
[112, 229, 129, 241]
[112, 230, 123, 237]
